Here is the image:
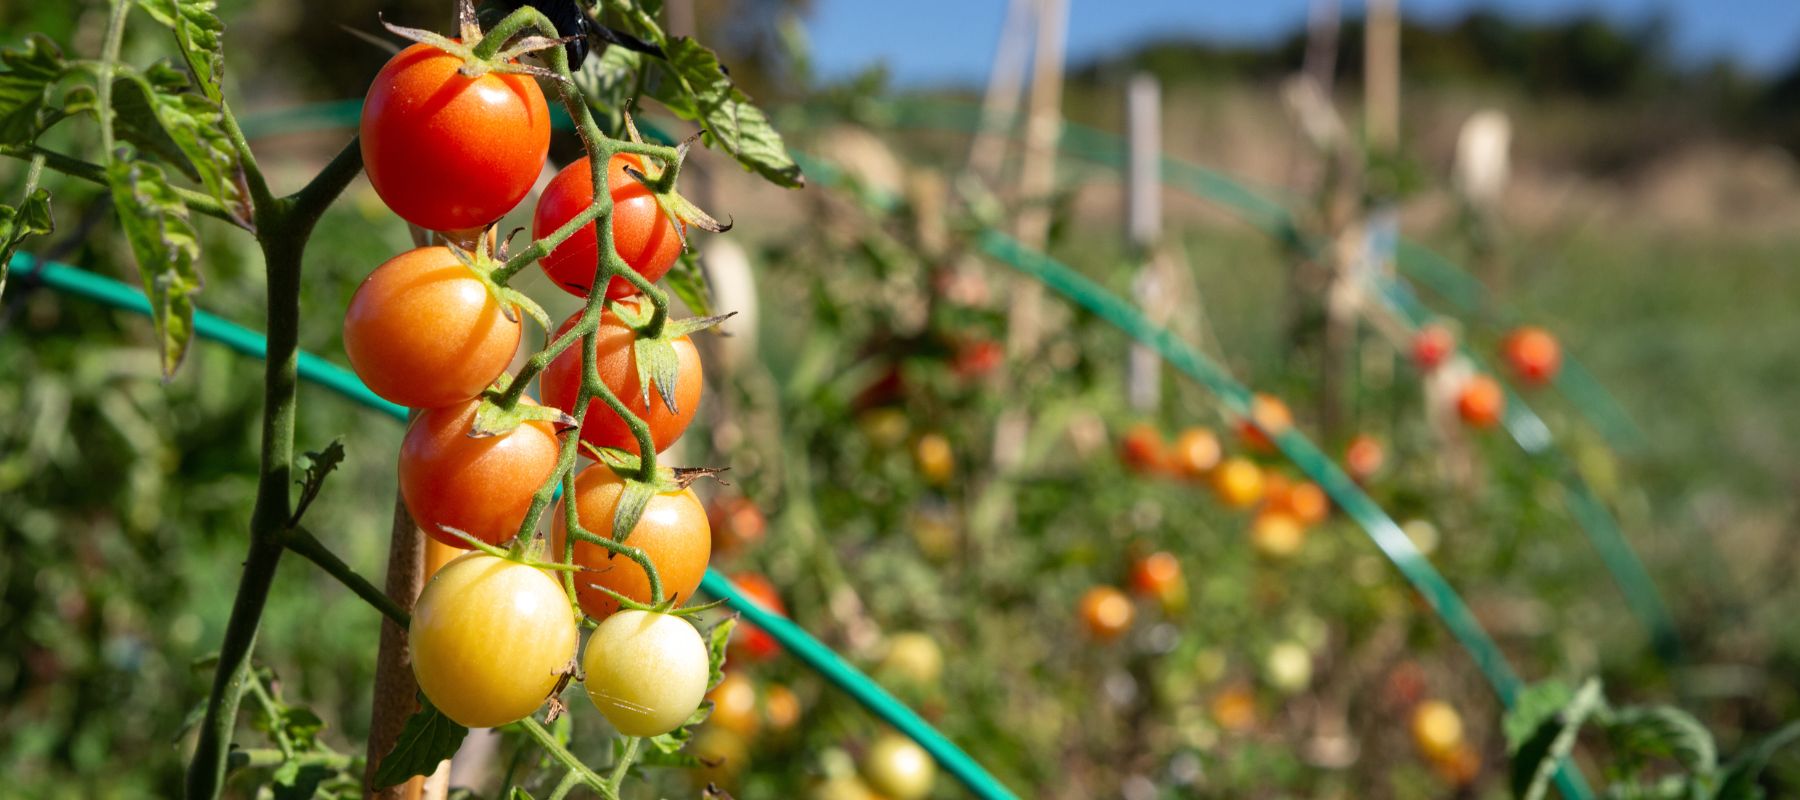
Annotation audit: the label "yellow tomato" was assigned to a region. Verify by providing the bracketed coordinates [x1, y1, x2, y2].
[410, 553, 578, 728]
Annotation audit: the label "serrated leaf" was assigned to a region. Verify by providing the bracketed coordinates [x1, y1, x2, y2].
[108, 147, 203, 378]
[577, 44, 642, 120]
[665, 250, 714, 317]
[611, 478, 657, 541]
[1512, 678, 1605, 800]
[661, 312, 734, 340]
[136, 0, 225, 98]
[372, 695, 468, 788]
[633, 334, 682, 413]
[105, 64, 249, 224]
[647, 37, 803, 188]
[282, 707, 325, 750]
[1505, 680, 1576, 751]
[642, 704, 708, 756]
[0, 34, 68, 146]
[0, 184, 53, 299]
[634, 747, 704, 769]
[296, 440, 345, 490]
[1718, 720, 1800, 800]
[1603, 705, 1717, 774]
[705, 617, 735, 690]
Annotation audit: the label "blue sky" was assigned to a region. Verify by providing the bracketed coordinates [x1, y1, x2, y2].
[804, 0, 1800, 86]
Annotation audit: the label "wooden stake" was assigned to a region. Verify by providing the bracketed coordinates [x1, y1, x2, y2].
[1125, 73, 1164, 413]
[968, 0, 1035, 182]
[1364, 0, 1400, 152]
[1003, 0, 1068, 359]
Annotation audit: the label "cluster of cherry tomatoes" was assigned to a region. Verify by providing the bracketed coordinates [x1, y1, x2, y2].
[343, 31, 723, 740]
[1413, 322, 1564, 428]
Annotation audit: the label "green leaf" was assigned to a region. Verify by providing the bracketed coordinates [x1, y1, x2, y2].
[372, 695, 468, 788]
[294, 439, 346, 498]
[648, 37, 803, 188]
[1718, 720, 1800, 800]
[1602, 705, 1718, 775]
[1511, 677, 1606, 800]
[577, 44, 642, 121]
[509, 788, 537, 800]
[108, 147, 203, 378]
[136, 0, 226, 98]
[634, 746, 703, 769]
[1505, 680, 1576, 751]
[705, 617, 735, 691]
[0, 34, 68, 145]
[106, 63, 248, 224]
[0, 183, 53, 299]
[664, 250, 714, 317]
[660, 312, 733, 340]
[611, 478, 657, 541]
[633, 334, 682, 413]
[270, 763, 333, 800]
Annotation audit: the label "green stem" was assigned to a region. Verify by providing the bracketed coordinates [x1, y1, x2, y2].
[217, 100, 274, 210]
[95, 0, 130, 159]
[547, 769, 584, 800]
[225, 748, 355, 772]
[519, 718, 612, 799]
[285, 527, 410, 627]
[606, 736, 640, 793]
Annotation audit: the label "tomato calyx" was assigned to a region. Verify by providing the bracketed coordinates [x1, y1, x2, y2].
[379, 0, 574, 83]
[608, 299, 734, 415]
[470, 373, 580, 438]
[442, 230, 551, 332]
[617, 114, 733, 248]
[574, 441, 725, 543]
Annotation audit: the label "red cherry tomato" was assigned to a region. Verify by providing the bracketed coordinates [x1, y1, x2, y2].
[534, 154, 685, 299]
[1119, 423, 1167, 475]
[729, 572, 786, 662]
[1457, 375, 1506, 428]
[1503, 326, 1562, 385]
[360, 42, 550, 232]
[1412, 323, 1455, 371]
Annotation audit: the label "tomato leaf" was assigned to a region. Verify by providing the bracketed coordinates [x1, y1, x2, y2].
[108, 147, 203, 379]
[106, 63, 248, 226]
[1601, 705, 1717, 775]
[1509, 677, 1605, 800]
[664, 250, 715, 317]
[633, 333, 682, 414]
[136, 0, 226, 99]
[661, 312, 734, 340]
[269, 763, 333, 800]
[646, 37, 803, 188]
[372, 695, 468, 789]
[575, 44, 641, 123]
[0, 34, 69, 146]
[291, 438, 345, 525]
[634, 746, 703, 769]
[704, 617, 734, 690]
[610, 477, 657, 542]
[0, 183, 53, 299]
[1503, 680, 1575, 751]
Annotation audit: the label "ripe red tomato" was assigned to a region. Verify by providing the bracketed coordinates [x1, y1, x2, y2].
[1119, 423, 1167, 475]
[707, 495, 767, 557]
[539, 302, 702, 455]
[951, 338, 1003, 380]
[360, 43, 550, 232]
[1168, 427, 1222, 478]
[729, 572, 786, 662]
[1457, 375, 1506, 428]
[1237, 393, 1292, 453]
[343, 246, 522, 409]
[1078, 585, 1134, 641]
[1344, 434, 1386, 481]
[1502, 326, 1562, 385]
[550, 464, 710, 619]
[534, 154, 684, 299]
[400, 397, 560, 548]
[1412, 323, 1455, 371]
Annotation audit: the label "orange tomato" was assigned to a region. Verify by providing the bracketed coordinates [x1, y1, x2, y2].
[764, 683, 802, 732]
[1210, 684, 1258, 732]
[550, 464, 711, 619]
[1168, 427, 1222, 478]
[1344, 434, 1386, 481]
[730, 572, 786, 662]
[1503, 325, 1562, 386]
[914, 433, 955, 486]
[1456, 375, 1506, 428]
[343, 247, 521, 409]
[705, 670, 760, 736]
[1272, 480, 1329, 526]
[1411, 323, 1455, 371]
[1237, 393, 1292, 453]
[1078, 586, 1134, 641]
[1129, 551, 1183, 600]
[1251, 510, 1306, 558]
[1119, 422, 1167, 475]
[707, 495, 767, 557]
[399, 397, 559, 548]
[539, 301, 702, 455]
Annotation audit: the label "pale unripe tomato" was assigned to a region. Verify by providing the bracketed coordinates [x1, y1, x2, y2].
[861, 734, 935, 800]
[583, 610, 709, 737]
[1263, 641, 1313, 693]
[879, 632, 944, 686]
[1411, 699, 1465, 760]
[1251, 510, 1306, 559]
[410, 553, 578, 728]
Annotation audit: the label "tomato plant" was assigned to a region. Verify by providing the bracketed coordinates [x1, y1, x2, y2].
[1343, 433, 1386, 481]
[342, 246, 522, 409]
[878, 632, 944, 686]
[534, 154, 684, 299]
[708, 494, 768, 557]
[583, 610, 711, 737]
[410, 552, 578, 728]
